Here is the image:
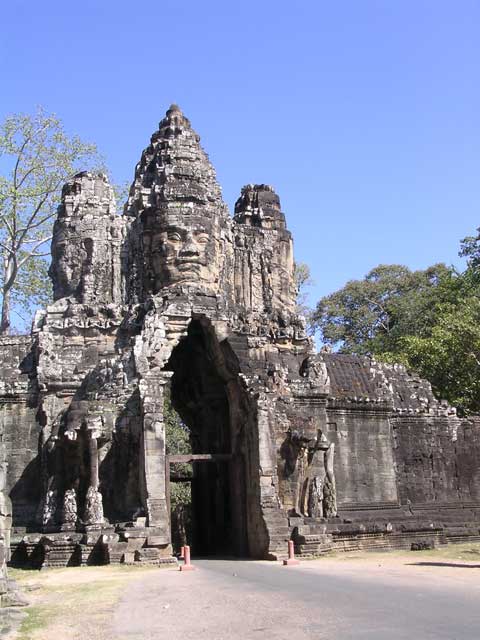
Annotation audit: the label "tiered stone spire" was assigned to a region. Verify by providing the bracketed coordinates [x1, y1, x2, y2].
[125, 105, 232, 297]
[126, 104, 227, 219]
[234, 184, 287, 230]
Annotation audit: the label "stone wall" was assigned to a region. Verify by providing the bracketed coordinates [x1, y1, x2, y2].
[0, 336, 39, 530]
[0, 411, 11, 601]
[325, 405, 398, 507]
[393, 415, 480, 504]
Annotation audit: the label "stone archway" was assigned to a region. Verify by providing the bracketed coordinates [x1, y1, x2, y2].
[164, 317, 248, 557]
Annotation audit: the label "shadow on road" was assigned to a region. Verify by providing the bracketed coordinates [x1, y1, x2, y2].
[408, 561, 480, 569]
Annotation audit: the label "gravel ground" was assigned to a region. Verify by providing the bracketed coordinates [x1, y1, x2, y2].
[112, 553, 480, 640]
[8, 547, 480, 639]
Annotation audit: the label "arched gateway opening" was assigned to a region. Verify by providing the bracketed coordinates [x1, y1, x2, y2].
[164, 318, 248, 557]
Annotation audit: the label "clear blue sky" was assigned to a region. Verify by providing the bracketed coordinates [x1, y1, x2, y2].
[2, 0, 479, 309]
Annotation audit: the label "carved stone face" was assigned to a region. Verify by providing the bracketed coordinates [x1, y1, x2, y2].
[148, 215, 221, 293]
[49, 233, 87, 300]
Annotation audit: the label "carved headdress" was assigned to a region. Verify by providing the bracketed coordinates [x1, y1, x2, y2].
[126, 105, 232, 296]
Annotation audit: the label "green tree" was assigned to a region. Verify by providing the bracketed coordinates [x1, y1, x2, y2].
[164, 394, 192, 509]
[459, 226, 480, 270]
[0, 107, 101, 333]
[294, 261, 314, 329]
[312, 238, 480, 414]
[312, 263, 454, 354]
[383, 297, 480, 415]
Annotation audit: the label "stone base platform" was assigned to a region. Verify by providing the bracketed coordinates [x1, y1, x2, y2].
[9, 522, 177, 569]
[289, 502, 480, 558]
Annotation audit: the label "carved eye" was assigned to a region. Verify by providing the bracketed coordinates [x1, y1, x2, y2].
[168, 232, 182, 242]
[196, 234, 209, 244]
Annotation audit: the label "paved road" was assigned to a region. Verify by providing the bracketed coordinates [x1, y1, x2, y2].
[112, 556, 480, 639]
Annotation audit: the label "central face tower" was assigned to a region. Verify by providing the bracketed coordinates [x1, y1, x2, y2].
[125, 104, 233, 299]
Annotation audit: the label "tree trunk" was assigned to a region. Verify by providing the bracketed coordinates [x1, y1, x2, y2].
[1, 252, 15, 336]
[0, 286, 10, 335]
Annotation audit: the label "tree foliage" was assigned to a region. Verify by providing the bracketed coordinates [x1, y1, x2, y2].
[312, 245, 480, 415]
[312, 263, 455, 354]
[294, 261, 314, 328]
[164, 394, 192, 509]
[459, 226, 480, 270]
[383, 297, 480, 415]
[0, 107, 101, 333]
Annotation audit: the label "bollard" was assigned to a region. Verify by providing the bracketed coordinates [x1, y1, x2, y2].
[283, 540, 300, 566]
[180, 545, 185, 559]
[179, 544, 196, 571]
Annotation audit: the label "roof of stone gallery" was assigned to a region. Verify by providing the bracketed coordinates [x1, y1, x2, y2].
[323, 353, 379, 399]
[322, 352, 453, 414]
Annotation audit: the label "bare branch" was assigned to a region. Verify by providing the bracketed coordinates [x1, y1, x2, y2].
[17, 210, 58, 236]
[0, 240, 16, 256]
[0, 108, 100, 332]
[17, 235, 53, 269]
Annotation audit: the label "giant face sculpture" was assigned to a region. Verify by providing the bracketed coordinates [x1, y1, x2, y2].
[49, 230, 87, 301]
[146, 209, 221, 294]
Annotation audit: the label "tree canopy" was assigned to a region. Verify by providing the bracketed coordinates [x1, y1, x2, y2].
[312, 241, 480, 415]
[0, 107, 101, 333]
[294, 261, 314, 330]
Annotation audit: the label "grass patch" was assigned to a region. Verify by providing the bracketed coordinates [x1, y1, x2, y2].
[16, 605, 55, 640]
[407, 542, 480, 561]
[325, 542, 480, 563]
[7, 564, 164, 640]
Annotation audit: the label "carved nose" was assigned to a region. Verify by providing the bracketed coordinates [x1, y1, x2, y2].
[179, 239, 199, 257]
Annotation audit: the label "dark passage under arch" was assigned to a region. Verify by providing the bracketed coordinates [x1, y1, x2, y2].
[165, 318, 248, 557]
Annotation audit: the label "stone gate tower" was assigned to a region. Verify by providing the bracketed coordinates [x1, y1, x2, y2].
[2, 106, 480, 567]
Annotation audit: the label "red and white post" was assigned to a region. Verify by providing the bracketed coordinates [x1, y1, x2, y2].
[283, 540, 300, 566]
[179, 545, 196, 571]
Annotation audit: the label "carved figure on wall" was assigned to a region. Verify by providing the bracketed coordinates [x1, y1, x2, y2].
[64, 402, 88, 441]
[322, 444, 337, 518]
[38, 420, 62, 529]
[307, 443, 337, 518]
[283, 427, 337, 518]
[38, 400, 109, 532]
[49, 172, 120, 304]
[84, 486, 104, 526]
[84, 430, 104, 527]
[308, 475, 324, 518]
[282, 429, 309, 480]
[61, 488, 78, 528]
[281, 429, 313, 516]
[49, 230, 88, 301]
[300, 355, 330, 391]
[41, 490, 58, 528]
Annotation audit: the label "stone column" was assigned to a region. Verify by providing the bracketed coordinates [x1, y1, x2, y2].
[84, 431, 104, 527]
[139, 373, 171, 533]
[60, 428, 79, 531]
[0, 439, 11, 601]
[0, 422, 27, 607]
